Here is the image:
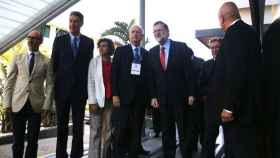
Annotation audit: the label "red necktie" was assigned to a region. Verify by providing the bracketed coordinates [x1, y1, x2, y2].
[160, 46, 165, 70]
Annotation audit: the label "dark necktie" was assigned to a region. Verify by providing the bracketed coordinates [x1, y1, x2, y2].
[29, 52, 35, 75]
[160, 46, 165, 70]
[134, 47, 140, 63]
[73, 37, 79, 57]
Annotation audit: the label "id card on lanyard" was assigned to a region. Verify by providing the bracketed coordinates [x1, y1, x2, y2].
[131, 47, 142, 75]
[131, 63, 141, 75]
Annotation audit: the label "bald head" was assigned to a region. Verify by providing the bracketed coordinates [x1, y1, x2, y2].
[218, 2, 240, 31]
[27, 30, 43, 41]
[129, 25, 144, 35]
[27, 30, 43, 52]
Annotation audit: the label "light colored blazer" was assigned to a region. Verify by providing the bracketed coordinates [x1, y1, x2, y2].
[3, 52, 54, 113]
[88, 56, 112, 108]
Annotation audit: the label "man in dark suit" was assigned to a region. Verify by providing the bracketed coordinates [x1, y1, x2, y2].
[51, 11, 94, 158]
[200, 38, 222, 158]
[212, 2, 261, 158]
[190, 53, 204, 153]
[149, 21, 195, 158]
[111, 25, 150, 158]
[263, 18, 280, 158]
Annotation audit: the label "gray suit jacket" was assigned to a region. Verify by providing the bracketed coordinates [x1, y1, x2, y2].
[3, 52, 53, 113]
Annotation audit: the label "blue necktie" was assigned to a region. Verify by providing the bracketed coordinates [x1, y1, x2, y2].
[73, 37, 79, 57]
[134, 47, 140, 63]
[29, 52, 34, 75]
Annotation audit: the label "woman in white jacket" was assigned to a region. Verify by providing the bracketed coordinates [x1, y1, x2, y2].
[88, 38, 115, 158]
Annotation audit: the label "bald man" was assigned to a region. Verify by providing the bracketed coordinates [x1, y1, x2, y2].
[111, 25, 151, 158]
[263, 18, 280, 158]
[206, 2, 261, 158]
[3, 30, 53, 158]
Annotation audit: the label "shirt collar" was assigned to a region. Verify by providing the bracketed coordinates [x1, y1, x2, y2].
[69, 32, 80, 40]
[130, 43, 140, 50]
[27, 50, 38, 55]
[229, 19, 240, 28]
[161, 39, 171, 49]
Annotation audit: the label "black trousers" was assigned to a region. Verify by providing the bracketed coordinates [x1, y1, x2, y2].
[111, 97, 147, 158]
[201, 117, 220, 158]
[271, 119, 280, 158]
[152, 107, 161, 135]
[160, 104, 195, 158]
[136, 103, 147, 151]
[222, 122, 257, 158]
[11, 100, 41, 158]
[55, 93, 87, 158]
[190, 101, 204, 152]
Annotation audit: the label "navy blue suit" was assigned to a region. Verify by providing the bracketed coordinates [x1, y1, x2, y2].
[51, 33, 94, 158]
[111, 44, 150, 158]
[149, 40, 195, 158]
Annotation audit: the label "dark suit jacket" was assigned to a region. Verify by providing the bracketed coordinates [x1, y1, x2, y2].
[192, 56, 204, 97]
[149, 40, 195, 107]
[51, 34, 94, 103]
[200, 59, 215, 97]
[111, 44, 150, 105]
[263, 18, 280, 123]
[209, 20, 261, 125]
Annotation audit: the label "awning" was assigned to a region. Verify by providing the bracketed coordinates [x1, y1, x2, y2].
[0, 0, 79, 54]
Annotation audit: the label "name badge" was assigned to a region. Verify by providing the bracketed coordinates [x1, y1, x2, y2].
[131, 63, 141, 75]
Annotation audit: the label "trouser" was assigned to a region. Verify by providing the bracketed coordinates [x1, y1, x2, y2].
[223, 121, 257, 158]
[12, 100, 41, 158]
[160, 104, 195, 158]
[201, 118, 220, 158]
[152, 107, 161, 135]
[88, 101, 113, 158]
[111, 98, 147, 158]
[191, 100, 204, 151]
[56, 93, 87, 158]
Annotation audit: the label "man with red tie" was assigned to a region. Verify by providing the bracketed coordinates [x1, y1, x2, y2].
[149, 21, 196, 158]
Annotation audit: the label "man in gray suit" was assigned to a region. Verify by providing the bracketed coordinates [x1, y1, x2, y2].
[3, 30, 53, 158]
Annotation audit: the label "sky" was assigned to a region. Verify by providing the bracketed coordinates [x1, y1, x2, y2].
[49, 0, 258, 60]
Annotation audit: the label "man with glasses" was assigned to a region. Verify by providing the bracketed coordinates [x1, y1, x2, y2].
[3, 30, 53, 158]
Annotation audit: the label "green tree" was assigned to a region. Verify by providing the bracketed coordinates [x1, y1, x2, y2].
[101, 19, 136, 44]
[101, 19, 149, 46]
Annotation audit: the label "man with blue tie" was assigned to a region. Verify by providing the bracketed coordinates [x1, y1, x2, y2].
[51, 11, 94, 158]
[149, 21, 195, 158]
[111, 25, 151, 158]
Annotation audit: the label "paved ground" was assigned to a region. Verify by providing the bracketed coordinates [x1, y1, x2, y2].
[0, 125, 166, 158]
[0, 124, 204, 158]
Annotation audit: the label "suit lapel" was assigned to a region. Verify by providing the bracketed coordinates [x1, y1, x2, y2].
[140, 47, 147, 61]
[23, 54, 30, 76]
[30, 53, 40, 77]
[128, 45, 133, 63]
[66, 34, 75, 61]
[154, 45, 164, 72]
[77, 35, 84, 59]
[166, 40, 175, 71]
[97, 56, 103, 79]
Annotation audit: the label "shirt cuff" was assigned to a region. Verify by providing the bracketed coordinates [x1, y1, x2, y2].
[87, 98, 97, 105]
[223, 108, 233, 113]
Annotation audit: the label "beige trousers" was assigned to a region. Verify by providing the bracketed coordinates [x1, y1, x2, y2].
[88, 107, 113, 158]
